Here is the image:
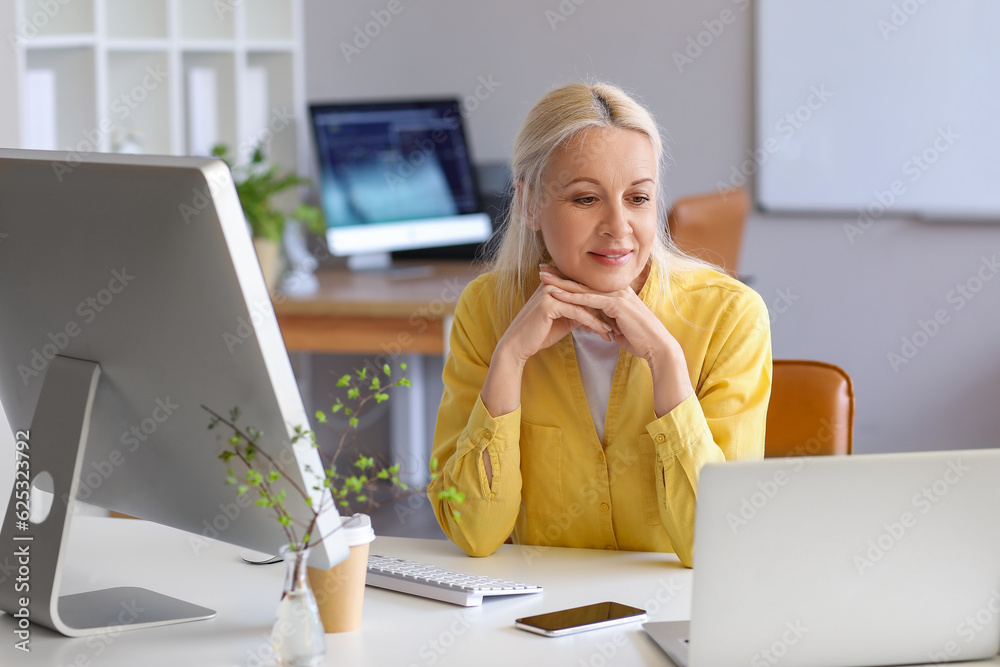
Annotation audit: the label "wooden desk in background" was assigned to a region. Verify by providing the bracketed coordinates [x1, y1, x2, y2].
[273, 261, 483, 356]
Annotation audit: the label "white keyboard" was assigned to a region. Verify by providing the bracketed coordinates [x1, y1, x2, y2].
[366, 554, 543, 607]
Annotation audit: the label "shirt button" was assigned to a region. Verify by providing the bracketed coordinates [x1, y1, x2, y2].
[655, 434, 667, 444]
[600, 503, 609, 512]
[597, 452, 605, 462]
[606, 545, 617, 551]
[483, 429, 493, 440]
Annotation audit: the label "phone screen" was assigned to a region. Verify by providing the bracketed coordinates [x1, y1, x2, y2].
[516, 602, 646, 636]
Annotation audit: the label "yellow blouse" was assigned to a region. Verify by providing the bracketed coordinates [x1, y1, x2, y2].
[426, 264, 772, 567]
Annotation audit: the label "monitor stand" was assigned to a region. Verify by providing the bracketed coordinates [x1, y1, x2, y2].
[347, 252, 435, 279]
[0, 356, 215, 637]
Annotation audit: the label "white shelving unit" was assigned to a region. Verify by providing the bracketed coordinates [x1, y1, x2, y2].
[13, 0, 307, 175]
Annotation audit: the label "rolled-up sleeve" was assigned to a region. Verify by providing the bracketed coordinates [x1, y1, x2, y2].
[427, 283, 523, 557]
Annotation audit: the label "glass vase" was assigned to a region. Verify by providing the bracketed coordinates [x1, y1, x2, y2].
[271, 545, 326, 667]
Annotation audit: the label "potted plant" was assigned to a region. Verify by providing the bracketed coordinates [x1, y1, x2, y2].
[212, 143, 325, 292]
[203, 361, 462, 664]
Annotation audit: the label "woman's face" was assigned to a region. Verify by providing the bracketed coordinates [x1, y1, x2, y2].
[528, 127, 658, 293]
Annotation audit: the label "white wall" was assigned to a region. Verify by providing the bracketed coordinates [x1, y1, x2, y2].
[303, 0, 1000, 454]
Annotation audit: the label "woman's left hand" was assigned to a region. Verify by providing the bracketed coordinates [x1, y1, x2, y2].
[539, 267, 694, 416]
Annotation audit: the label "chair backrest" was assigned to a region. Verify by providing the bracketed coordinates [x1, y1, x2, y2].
[765, 360, 854, 458]
[667, 187, 750, 278]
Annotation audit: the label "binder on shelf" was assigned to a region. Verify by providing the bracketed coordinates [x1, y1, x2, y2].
[186, 67, 219, 156]
[24, 69, 58, 150]
[242, 66, 269, 160]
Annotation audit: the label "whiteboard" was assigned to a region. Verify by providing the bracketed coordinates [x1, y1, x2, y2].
[755, 0, 1000, 220]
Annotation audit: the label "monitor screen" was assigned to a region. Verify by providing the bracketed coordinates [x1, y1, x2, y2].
[309, 99, 492, 262]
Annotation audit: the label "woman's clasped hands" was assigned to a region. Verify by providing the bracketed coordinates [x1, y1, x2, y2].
[536, 263, 675, 366]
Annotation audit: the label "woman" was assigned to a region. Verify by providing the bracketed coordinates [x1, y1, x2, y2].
[426, 82, 771, 567]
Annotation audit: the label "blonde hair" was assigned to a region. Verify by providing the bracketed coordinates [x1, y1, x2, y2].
[486, 81, 707, 324]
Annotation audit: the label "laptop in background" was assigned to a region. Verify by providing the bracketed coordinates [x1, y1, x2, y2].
[644, 448, 1000, 667]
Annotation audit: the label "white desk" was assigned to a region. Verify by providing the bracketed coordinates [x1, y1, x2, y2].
[2, 517, 999, 667]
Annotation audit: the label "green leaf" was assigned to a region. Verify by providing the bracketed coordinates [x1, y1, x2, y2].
[218, 451, 235, 462]
[400, 362, 407, 371]
[398, 378, 412, 388]
[356, 367, 368, 380]
[369, 377, 381, 390]
[376, 470, 389, 480]
[374, 392, 388, 403]
[383, 364, 391, 376]
[356, 495, 367, 503]
[237, 485, 249, 495]
[315, 411, 328, 424]
[336, 374, 351, 387]
[268, 471, 281, 482]
[278, 515, 291, 526]
[347, 387, 359, 400]
[349, 417, 359, 428]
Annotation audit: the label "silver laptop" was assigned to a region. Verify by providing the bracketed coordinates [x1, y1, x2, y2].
[644, 448, 1000, 667]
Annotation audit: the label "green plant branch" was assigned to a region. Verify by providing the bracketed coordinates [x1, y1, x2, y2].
[205, 361, 463, 552]
[204, 405, 323, 548]
[321, 364, 411, 470]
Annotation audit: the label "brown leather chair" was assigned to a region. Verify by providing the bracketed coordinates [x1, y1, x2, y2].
[667, 187, 750, 279]
[764, 360, 854, 458]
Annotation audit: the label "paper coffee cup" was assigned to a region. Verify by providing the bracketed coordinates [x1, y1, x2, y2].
[307, 514, 375, 633]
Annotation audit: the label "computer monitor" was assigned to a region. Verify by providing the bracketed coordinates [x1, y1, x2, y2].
[0, 148, 349, 637]
[308, 98, 493, 270]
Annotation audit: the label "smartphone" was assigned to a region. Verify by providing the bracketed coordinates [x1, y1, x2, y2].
[515, 602, 647, 637]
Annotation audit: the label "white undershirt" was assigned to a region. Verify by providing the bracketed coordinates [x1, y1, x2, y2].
[570, 328, 621, 442]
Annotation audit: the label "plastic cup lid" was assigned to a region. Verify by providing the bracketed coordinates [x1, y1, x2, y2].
[339, 513, 375, 546]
